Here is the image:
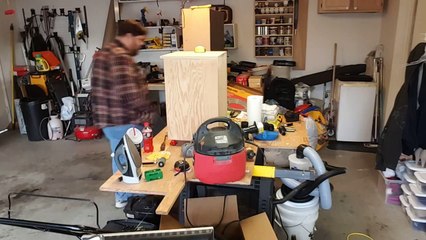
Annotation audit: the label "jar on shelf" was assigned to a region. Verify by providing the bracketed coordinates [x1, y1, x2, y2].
[279, 26, 285, 35]
[269, 27, 278, 35]
[262, 36, 269, 45]
[284, 47, 292, 56]
[284, 36, 292, 45]
[285, 26, 293, 34]
[256, 37, 263, 45]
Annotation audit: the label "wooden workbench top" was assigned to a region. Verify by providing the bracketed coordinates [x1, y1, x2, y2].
[99, 128, 254, 215]
[253, 120, 309, 149]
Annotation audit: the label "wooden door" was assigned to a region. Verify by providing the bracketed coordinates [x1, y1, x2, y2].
[353, 0, 383, 12]
[318, 0, 351, 12]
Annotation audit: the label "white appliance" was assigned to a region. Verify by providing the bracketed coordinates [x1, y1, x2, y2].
[334, 80, 377, 142]
[114, 134, 142, 184]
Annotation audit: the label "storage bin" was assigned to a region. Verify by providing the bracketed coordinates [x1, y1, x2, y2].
[402, 184, 413, 199]
[404, 172, 416, 184]
[415, 172, 426, 193]
[377, 171, 403, 205]
[406, 207, 426, 232]
[406, 167, 416, 180]
[409, 184, 426, 205]
[408, 195, 426, 218]
[400, 195, 409, 214]
[405, 161, 426, 180]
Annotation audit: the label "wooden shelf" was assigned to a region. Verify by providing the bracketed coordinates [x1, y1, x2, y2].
[140, 48, 179, 52]
[255, 13, 294, 17]
[255, 34, 293, 37]
[255, 55, 293, 58]
[255, 23, 293, 26]
[254, 0, 294, 59]
[255, 45, 292, 47]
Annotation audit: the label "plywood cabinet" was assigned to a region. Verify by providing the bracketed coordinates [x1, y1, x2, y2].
[318, 0, 383, 13]
[161, 51, 227, 141]
[182, 8, 224, 51]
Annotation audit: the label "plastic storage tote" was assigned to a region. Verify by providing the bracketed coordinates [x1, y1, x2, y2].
[409, 184, 426, 205]
[406, 207, 426, 232]
[408, 195, 426, 218]
[414, 172, 426, 193]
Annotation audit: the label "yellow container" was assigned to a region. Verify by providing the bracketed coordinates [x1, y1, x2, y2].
[30, 74, 48, 95]
[35, 54, 50, 72]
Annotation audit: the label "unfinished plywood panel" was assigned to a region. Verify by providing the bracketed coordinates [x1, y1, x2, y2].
[182, 8, 224, 51]
[161, 51, 227, 141]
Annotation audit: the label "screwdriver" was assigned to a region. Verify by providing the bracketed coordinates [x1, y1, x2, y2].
[160, 134, 168, 151]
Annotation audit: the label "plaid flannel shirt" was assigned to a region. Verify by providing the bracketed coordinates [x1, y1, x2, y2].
[91, 40, 153, 128]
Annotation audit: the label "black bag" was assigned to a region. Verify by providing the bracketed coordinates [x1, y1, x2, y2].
[123, 196, 163, 226]
[264, 77, 296, 110]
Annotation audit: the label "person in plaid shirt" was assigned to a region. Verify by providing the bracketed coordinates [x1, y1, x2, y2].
[92, 20, 160, 208]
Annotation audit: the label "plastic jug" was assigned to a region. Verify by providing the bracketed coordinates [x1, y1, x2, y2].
[47, 115, 63, 140]
[142, 122, 153, 153]
[35, 54, 50, 72]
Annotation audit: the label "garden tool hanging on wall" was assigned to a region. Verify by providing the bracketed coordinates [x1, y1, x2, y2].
[75, 9, 86, 44]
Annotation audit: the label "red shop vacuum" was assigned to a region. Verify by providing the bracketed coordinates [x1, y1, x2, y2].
[193, 117, 246, 184]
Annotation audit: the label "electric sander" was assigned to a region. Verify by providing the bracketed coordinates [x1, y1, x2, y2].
[193, 117, 246, 184]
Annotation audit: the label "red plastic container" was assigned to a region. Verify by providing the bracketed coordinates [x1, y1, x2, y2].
[194, 150, 246, 184]
[236, 74, 249, 86]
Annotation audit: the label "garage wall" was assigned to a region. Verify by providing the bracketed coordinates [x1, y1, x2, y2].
[120, 0, 383, 76]
[379, 0, 417, 124]
[0, 0, 18, 128]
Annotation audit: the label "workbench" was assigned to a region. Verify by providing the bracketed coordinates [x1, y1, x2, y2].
[99, 128, 255, 216]
[99, 120, 308, 220]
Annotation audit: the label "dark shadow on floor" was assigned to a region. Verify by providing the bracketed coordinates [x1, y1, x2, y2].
[327, 141, 377, 153]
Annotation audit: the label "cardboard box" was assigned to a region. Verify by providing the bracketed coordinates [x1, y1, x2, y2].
[248, 75, 263, 89]
[162, 195, 278, 240]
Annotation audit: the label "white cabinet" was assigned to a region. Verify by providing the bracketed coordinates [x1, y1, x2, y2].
[161, 51, 227, 141]
[334, 80, 377, 142]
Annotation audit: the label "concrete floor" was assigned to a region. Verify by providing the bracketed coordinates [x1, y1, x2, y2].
[0, 130, 425, 239]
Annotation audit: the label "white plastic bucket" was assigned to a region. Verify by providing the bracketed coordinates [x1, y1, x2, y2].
[47, 115, 64, 140]
[275, 189, 319, 240]
[288, 153, 312, 170]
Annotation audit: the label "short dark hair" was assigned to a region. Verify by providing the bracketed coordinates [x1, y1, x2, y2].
[117, 20, 147, 36]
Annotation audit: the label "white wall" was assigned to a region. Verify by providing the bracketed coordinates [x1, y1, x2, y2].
[0, 0, 18, 128]
[14, 0, 110, 86]
[121, 0, 382, 99]
[379, 0, 417, 124]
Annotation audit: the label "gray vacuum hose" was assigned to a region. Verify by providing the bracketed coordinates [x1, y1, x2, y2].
[280, 146, 332, 209]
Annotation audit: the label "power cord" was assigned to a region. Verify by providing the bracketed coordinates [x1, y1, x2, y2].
[347, 233, 374, 240]
[181, 154, 227, 229]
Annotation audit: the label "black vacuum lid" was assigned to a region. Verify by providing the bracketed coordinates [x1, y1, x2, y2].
[193, 117, 245, 156]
